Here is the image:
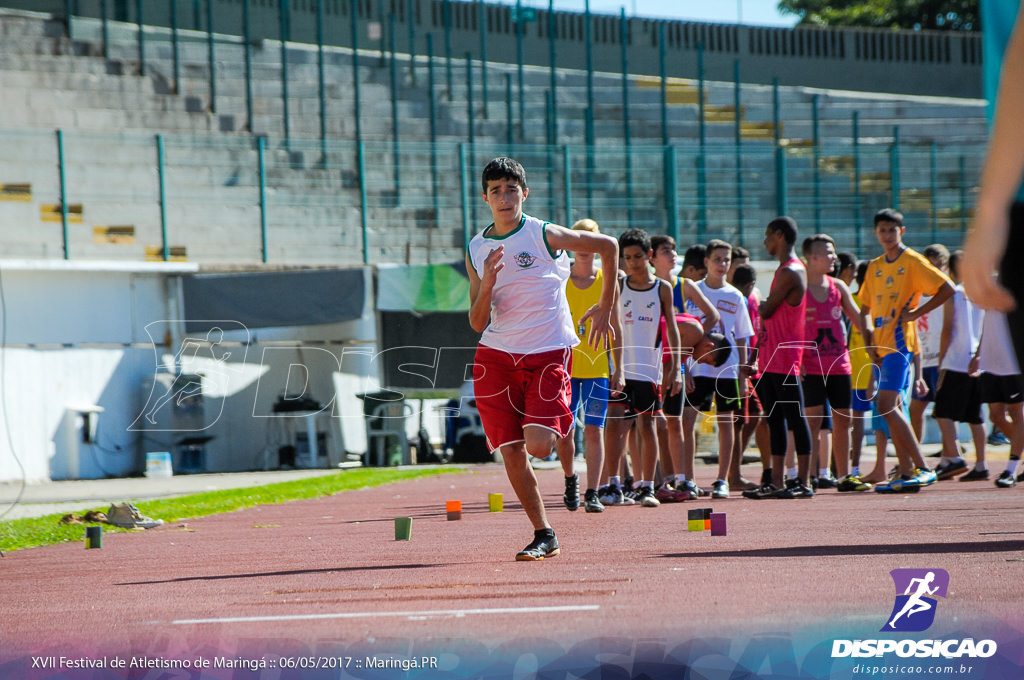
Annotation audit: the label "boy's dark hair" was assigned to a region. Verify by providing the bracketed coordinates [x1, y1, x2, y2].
[801, 233, 836, 257]
[618, 228, 651, 254]
[650, 234, 676, 253]
[837, 251, 857, 274]
[855, 261, 869, 289]
[766, 216, 799, 245]
[731, 245, 750, 261]
[923, 243, 951, 268]
[731, 263, 756, 289]
[682, 244, 707, 271]
[706, 238, 733, 258]
[949, 249, 963, 280]
[481, 157, 527, 194]
[705, 332, 733, 368]
[874, 208, 904, 228]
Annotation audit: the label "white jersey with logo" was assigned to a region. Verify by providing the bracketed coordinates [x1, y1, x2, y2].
[686, 280, 752, 379]
[940, 285, 983, 374]
[468, 214, 577, 355]
[620, 277, 665, 383]
[915, 294, 943, 368]
[979, 310, 1020, 377]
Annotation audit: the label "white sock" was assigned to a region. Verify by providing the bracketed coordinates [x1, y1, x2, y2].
[851, 465, 861, 476]
[674, 474, 688, 484]
[818, 467, 830, 477]
[1007, 459, 1020, 475]
[609, 475, 620, 488]
[786, 466, 797, 478]
[975, 462, 988, 471]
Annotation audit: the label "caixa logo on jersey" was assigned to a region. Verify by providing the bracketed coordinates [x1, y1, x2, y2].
[831, 568, 997, 659]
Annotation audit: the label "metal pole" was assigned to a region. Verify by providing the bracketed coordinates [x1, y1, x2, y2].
[621, 8, 633, 226]
[56, 130, 69, 260]
[156, 134, 169, 262]
[100, 0, 108, 60]
[318, 0, 327, 162]
[207, 0, 216, 113]
[444, 0, 453, 100]
[546, 90, 556, 219]
[172, 0, 180, 93]
[466, 52, 475, 148]
[459, 143, 471, 249]
[734, 59, 743, 244]
[891, 125, 901, 211]
[478, 0, 487, 117]
[959, 155, 968, 234]
[772, 77, 781, 147]
[358, 141, 369, 264]
[351, 0, 363, 153]
[243, 0, 253, 131]
[258, 137, 268, 263]
[659, 23, 668, 145]
[516, 0, 525, 136]
[775, 147, 788, 217]
[548, 0, 557, 145]
[564, 145, 573, 224]
[136, 0, 145, 77]
[853, 111, 861, 253]
[280, 0, 290, 149]
[697, 42, 706, 240]
[390, 15, 401, 202]
[428, 35, 439, 235]
[584, 0, 593, 212]
[408, 0, 417, 85]
[506, 73, 514, 149]
[812, 94, 820, 229]
[930, 142, 938, 242]
[65, 0, 73, 39]
[665, 145, 679, 243]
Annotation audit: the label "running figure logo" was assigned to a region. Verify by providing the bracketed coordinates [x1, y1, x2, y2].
[881, 568, 950, 632]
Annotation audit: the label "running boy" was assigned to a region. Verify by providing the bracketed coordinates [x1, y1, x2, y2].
[858, 209, 954, 493]
[467, 158, 618, 560]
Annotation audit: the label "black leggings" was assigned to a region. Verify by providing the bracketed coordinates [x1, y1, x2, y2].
[1001, 202, 1024, 371]
[755, 371, 812, 458]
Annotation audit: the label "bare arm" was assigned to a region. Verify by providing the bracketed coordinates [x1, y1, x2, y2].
[683, 278, 720, 333]
[938, 296, 955, 366]
[609, 283, 625, 394]
[545, 225, 619, 349]
[759, 267, 801, 320]
[904, 281, 955, 323]
[835, 279, 866, 337]
[963, 9, 1024, 311]
[659, 281, 683, 396]
[467, 248, 503, 333]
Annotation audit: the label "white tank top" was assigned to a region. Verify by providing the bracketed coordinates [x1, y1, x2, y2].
[468, 214, 578, 355]
[979, 310, 1020, 377]
[940, 285, 983, 373]
[915, 294, 943, 368]
[620, 277, 665, 383]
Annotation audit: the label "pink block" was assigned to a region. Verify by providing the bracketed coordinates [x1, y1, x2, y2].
[710, 512, 727, 536]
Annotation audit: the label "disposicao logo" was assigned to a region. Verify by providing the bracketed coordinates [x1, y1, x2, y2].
[882, 568, 948, 632]
[831, 568, 997, 659]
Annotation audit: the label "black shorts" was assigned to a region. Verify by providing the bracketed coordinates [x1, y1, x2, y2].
[683, 376, 742, 413]
[802, 373, 852, 411]
[933, 370, 983, 424]
[1000, 202, 1024, 373]
[608, 379, 662, 415]
[979, 372, 1024, 405]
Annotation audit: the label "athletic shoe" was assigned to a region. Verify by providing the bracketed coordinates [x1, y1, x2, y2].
[106, 502, 164, 529]
[584, 488, 606, 512]
[711, 479, 730, 499]
[959, 467, 990, 482]
[515, 532, 560, 561]
[742, 483, 780, 499]
[837, 474, 872, 492]
[563, 473, 580, 512]
[875, 477, 921, 494]
[599, 484, 635, 506]
[913, 468, 938, 486]
[655, 482, 689, 503]
[933, 458, 968, 480]
[681, 479, 701, 499]
[774, 481, 814, 499]
[815, 474, 838, 490]
[636, 485, 661, 507]
[988, 430, 1010, 446]
[1018, 469, 1024, 483]
[995, 470, 1018, 488]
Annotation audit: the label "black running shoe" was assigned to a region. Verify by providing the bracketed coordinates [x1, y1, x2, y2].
[564, 473, 580, 511]
[584, 488, 605, 513]
[743, 483, 780, 499]
[995, 470, 1017, 488]
[515, 531, 560, 561]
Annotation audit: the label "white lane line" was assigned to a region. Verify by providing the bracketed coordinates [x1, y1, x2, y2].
[173, 604, 600, 626]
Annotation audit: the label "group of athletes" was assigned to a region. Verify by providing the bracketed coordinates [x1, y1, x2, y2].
[466, 157, 1023, 562]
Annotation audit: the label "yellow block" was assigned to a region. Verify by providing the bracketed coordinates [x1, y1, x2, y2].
[40, 203, 83, 223]
[488, 493, 503, 512]
[93, 226, 135, 245]
[688, 519, 704, 532]
[145, 245, 188, 262]
[0, 183, 31, 201]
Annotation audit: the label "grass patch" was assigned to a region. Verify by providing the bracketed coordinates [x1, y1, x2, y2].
[0, 467, 459, 553]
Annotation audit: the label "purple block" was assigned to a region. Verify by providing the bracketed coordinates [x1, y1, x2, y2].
[710, 512, 727, 536]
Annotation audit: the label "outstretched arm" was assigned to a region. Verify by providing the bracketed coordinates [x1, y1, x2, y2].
[545, 225, 619, 349]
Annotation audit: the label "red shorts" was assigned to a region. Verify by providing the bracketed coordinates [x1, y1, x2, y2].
[472, 345, 574, 452]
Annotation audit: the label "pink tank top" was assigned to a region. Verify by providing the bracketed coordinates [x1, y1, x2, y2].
[803, 277, 851, 376]
[760, 258, 806, 376]
[746, 292, 762, 378]
[660, 312, 701, 364]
